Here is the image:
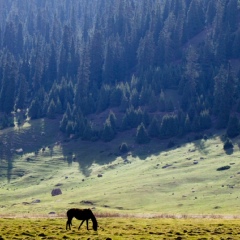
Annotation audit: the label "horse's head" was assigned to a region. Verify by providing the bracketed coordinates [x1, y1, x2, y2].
[89, 209, 98, 231]
[93, 224, 98, 231]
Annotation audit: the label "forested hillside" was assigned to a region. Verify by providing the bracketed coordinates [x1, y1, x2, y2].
[0, 0, 240, 143]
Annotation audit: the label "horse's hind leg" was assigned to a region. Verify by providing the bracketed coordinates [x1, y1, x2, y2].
[78, 220, 85, 230]
[66, 218, 72, 230]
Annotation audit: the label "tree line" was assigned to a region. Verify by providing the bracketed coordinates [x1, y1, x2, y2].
[0, 0, 240, 143]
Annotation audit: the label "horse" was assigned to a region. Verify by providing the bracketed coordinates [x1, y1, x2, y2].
[66, 208, 98, 231]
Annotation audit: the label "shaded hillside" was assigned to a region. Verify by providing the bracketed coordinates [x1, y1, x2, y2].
[0, 0, 240, 144]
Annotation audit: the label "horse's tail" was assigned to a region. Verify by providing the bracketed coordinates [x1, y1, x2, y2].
[89, 210, 98, 231]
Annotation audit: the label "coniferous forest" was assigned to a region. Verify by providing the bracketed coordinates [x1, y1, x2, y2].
[0, 0, 240, 143]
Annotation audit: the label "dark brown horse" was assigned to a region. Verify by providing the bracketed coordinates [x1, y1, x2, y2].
[66, 208, 98, 231]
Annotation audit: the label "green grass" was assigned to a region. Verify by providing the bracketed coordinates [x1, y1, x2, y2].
[1, 217, 240, 239]
[1, 118, 240, 216]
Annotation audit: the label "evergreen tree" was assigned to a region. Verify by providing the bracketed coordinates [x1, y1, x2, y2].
[159, 114, 179, 138]
[82, 121, 94, 141]
[3, 21, 17, 55]
[135, 123, 150, 144]
[89, 30, 104, 88]
[0, 56, 17, 114]
[66, 121, 74, 136]
[110, 86, 123, 107]
[159, 89, 166, 112]
[199, 109, 212, 130]
[184, 114, 191, 134]
[46, 99, 56, 119]
[108, 111, 117, 133]
[137, 31, 155, 72]
[148, 117, 159, 138]
[97, 85, 111, 112]
[102, 119, 115, 142]
[226, 115, 240, 138]
[119, 142, 129, 153]
[16, 22, 24, 56]
[185, 0, 204, 40]
[28, 98, 42, 119]
[15, 74, 27, 110]
[214, 65, 232, 128]
[59, 113, 69, 133]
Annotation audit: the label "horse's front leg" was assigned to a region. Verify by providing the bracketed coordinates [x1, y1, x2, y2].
[86, 219, 89, 230]
[78, 220, 85, 230]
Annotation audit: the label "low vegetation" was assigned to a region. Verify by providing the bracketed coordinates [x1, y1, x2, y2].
[1, 217, 240, 239]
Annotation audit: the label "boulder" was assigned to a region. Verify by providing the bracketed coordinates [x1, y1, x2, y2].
[51, 188, 62, 196]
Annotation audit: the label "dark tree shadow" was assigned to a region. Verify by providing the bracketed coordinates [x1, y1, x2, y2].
[224, 148, 234, 155]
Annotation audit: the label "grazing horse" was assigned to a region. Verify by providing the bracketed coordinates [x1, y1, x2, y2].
[66, 208, 98, 231]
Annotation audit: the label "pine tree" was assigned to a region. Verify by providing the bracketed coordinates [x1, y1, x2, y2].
[226, 115, 240, 138]
[214, 65, 232, 128]
[184, 114, 191, 134]
[16, 22, 24, 56]
[15, 74, 27, 110]
[185, 0, 204, 40]
[66, 121, 74, 136]
[135, 123, 150, 144]
[0, 56, 17, 114]
[89, 30, 104, 88]
[137, 31, 155, 72]
[159, 114, 179, 138]
[60, 113, 68, 133]
[102, 119, 115, 142]
[46, 99, 56, 119]
[97, 85, 111, 112]
[148, 117, 159, 138]
[108, 111, 117, 133]
[199, 109, 212, 130]
[3, 21, 17, 55]
[110, 86, 123, 107]
[82, 121, 94, 141]
[28, 98, 41, 119]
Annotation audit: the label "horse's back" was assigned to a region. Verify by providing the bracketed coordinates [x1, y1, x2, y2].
[67, 208, 92, 220]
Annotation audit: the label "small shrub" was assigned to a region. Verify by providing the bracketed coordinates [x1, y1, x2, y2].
[216, 166, 231, 171]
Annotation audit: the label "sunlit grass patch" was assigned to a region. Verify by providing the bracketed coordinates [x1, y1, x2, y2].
[1, 217, 240, 239]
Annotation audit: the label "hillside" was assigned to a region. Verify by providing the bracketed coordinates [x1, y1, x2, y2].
[0, 0, 240, 143]
[1, 118, 240, 216]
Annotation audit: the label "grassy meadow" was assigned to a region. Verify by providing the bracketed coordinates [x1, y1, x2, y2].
[1, 217, 240, 239]
[1, 118, 240, 238]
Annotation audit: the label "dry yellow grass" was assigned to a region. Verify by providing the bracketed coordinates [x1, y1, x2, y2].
[1, 217, 240, 239]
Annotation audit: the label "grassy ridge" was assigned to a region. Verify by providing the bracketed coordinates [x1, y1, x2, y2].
[1, 217, 240, 239]
[1, 118, 240, 216]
